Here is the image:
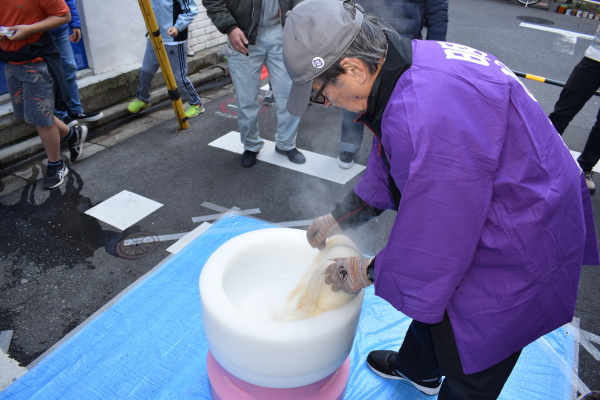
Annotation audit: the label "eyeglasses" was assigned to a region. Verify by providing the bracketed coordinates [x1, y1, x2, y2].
[310, 81, 328, 104]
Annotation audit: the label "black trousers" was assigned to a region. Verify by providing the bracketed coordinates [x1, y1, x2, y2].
[548, 56, 600, 172]
[394, 315, 521, 400]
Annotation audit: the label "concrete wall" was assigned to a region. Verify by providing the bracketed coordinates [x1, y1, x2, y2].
[78, 0, 147, 75]
[76, 0, 228, 75]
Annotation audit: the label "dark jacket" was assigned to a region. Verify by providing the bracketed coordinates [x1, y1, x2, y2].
[202, 0, 301, 45]
[362, 0, 448, 40]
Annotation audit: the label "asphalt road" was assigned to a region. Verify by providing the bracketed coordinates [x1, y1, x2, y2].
[1, 0, 599, 396]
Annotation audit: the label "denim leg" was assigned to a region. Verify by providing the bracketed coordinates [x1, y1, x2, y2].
[227, 38, 266, 152]
[136, 39, 160, 104]
[262, 25, 301, 151]
[340, 109, 364, 154]
[52, 27, 82, 118]
[165, 43, 201, 106]
[548, 57, 600, 135]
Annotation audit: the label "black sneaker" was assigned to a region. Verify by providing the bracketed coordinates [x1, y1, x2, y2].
[275, 147, 306, 164]
[241, 150, 259, 167]
[337, 151, 355, 169]
[367, 350, 442, 395]
[69, 111, 104, 122]
[68, 125, 88, 163]
[62, 115, 79, 128]
[43, 161, 69, 189]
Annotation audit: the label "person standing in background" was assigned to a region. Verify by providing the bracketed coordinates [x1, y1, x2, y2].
[203, 0, 306, 168]
[127, 0, 205, 120]
[548, 23, 600, 194]
[50, 0, 103, 128]
[337, 0, 448, 169]
[0, 0, 88, 189]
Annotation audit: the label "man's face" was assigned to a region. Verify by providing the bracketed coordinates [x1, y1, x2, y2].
[311, 71, 370, 114]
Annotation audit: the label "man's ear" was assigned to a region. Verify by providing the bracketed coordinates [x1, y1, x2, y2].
[339, 57, 368, 84]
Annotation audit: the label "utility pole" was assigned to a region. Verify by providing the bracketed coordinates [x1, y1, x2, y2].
[137, 0, 189, 130]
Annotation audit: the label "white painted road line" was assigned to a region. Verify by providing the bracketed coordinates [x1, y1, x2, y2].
[84, 190, 163, 231]
[191, 208, 261, 223]
[519, 23, 593, 56]
[0, 331, 13, 354]
[209, 131, 366, 184]
[519, 22, 594, 40]
[200, 201, 238, 213]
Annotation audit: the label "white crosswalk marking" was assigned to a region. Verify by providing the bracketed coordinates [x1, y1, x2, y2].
[209, 131, 365, 184]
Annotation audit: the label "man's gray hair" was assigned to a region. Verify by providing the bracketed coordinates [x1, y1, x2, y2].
[316, 2, 389, 84]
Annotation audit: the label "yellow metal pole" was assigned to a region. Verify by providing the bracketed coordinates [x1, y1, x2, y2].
[137, 0, 189, 130]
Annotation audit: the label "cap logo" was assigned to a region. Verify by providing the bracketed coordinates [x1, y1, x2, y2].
[312, 57, 325, 69]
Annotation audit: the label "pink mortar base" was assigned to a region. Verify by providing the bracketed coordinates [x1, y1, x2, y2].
[207, 351, 350, 400]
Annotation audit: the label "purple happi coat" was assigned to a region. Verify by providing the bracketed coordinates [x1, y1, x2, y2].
[354, 40, 600, 374]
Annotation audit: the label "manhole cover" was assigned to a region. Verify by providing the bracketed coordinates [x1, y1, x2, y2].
[517, 16, 554, 25]
[115, 231, 159, 260]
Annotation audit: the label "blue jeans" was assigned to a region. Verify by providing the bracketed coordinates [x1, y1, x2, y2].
[340, 110, 365, 155]
[136, 39, 201, 106]
[51, 26, 82, 119]
[227, 25, 300, 152]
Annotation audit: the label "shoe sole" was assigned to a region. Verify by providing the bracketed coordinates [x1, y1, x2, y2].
[76, 112, 104, 122]
[367, 364, 441, 396]
[337, 156, 354, 169]
[70, 125, 88, 163]
[66, 119, 79, 128]
[44, 166, 69, 189]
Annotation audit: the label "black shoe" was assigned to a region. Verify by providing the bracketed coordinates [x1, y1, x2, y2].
[275, 147, 306, 164]
[366, 350, 442, 395]
[68, 125, 88, 163]
[69, 111, 104, 122]
[241, 150, 259, 167]
[43, 161, 69, 189]
[337, 151, 355, 169]
[62, 115, 79, 128]
[263, 90, 274, 106]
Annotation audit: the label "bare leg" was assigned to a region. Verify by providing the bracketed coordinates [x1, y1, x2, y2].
[36, 116, 69, 162]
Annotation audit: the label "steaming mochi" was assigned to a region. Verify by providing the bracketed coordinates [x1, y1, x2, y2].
[275, 235, 363, 321]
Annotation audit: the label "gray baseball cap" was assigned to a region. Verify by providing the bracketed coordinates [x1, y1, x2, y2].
[283, 0, 364, 116]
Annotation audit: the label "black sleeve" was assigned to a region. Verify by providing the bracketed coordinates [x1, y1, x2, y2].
[331, 190, 385, 230]
[202, 0, 238, 35]
[424, 0, 449, 41]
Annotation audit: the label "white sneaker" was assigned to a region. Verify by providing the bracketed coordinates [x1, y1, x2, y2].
[337, 151, 355, 169]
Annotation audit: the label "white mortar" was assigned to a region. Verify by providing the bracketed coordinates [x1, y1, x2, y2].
[199, 228, 364, 389]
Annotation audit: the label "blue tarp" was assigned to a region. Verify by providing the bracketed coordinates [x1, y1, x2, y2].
[0, 216, 575, 399]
